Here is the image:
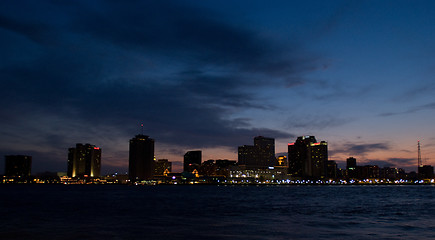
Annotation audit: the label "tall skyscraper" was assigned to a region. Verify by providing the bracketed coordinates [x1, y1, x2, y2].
[129, 134, 155, 181]
[254, 136, 276, 167]
[5, 155, 32, 177]
[238, 136, 276, 168]
[67, 143, 101, 178]
[238, 145, 258, 166]
[346, 157, 357, 178]
[288, 136, 328, 179]
[184, 150, 202, 173]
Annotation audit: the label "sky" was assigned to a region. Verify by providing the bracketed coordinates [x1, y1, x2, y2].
[1, 0, 435, 174]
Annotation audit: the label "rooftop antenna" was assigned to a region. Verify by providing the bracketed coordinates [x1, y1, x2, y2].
[140, 123, 144, 135]
[418, 140, 423, 167]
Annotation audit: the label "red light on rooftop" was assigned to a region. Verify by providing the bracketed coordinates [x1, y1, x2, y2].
[94, 147, 100, 150]
[288, 143, 294, 145]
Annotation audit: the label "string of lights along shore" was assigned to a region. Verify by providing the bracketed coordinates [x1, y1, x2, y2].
[2, 127, 434, 184]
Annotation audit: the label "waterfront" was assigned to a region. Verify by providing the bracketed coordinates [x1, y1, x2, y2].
[1, 185, 435, 239]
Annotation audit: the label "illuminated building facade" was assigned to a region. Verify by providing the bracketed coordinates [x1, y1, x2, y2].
[129, 134, 154, 181]
[5, 155, 32, 177]
[154, 159, 172, 175]
[277, 156, 287, 167]
[229, 166, 288, 183]
[184, 150, 202, 173]
[68, 143, 101, 178]
[288, 136, 328, 179]
[238, 136, 276, 168]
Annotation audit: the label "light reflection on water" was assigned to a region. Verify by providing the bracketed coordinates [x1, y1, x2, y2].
[1, 185, 435, 240]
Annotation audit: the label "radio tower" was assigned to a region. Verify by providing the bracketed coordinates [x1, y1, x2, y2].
[418, 140, 423, 167]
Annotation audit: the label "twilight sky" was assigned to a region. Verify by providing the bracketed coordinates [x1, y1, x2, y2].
[1, 0, 435, 174]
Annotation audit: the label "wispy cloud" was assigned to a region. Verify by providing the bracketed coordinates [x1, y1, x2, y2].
[331, 142, 390, 156]
[379, 102, 435, 117]
[364, 158, 415, 168]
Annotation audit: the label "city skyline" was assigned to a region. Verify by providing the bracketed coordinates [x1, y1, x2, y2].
[0, 133, 426, 175]
[1, 1, 435, 174]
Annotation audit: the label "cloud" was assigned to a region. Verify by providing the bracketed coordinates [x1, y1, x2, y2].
[379, 102, 435, 117]
[331, 143, 390, 156]
[0, 1, 335, 173]
[287, 114, 351, 130]
[363, 158, 415, 169]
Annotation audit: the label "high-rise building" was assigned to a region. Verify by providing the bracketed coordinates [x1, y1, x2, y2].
[238, 145, 258, 166]
[346, 157, 357, 170]
[254, 136, 276, 166]
[288, 136, 328, 179]
[346, 157, 357, 178]
[129, 134, 155, 181]
[327, 160, 337, 179]
[67, 144, 101, 178]
[184, 150, 201, 173]
[5, 155, 32, 177]
[238, 136, 276, 168]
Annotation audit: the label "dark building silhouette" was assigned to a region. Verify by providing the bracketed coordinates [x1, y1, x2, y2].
[346, 157, 357, 178]
[5, 155, 32, 177]
[346, 157, 357, 170]
[238, 145, 258, 166]
[184, 151, 201, 173]
[254, 136, 276, 166]
[154, 159, 172, 176]
[379, 167, 405, 180]
[418, 165, 434, 179]
[357, 165, 379, 179]
[288, 136, 328, 179]
[327, 160, 337, 179]
[199, 160, 217, 176]
[238, 136, 276, 168]
[129, 134, 154, 181]
[67, 144, 101, 178]
[215, 160, 237, 176]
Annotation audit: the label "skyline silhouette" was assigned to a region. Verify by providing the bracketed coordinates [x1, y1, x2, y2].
[1, 1, 435, 174]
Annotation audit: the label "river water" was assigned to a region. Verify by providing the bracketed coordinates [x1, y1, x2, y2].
[1, 184, 435, 239]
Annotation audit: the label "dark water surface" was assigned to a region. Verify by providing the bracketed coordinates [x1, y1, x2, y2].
[1, 185, 435, 239]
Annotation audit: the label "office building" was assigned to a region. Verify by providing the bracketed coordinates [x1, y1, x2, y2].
[129, 134, 155, 181]
[238, 145, 258, 166]
[5, 155, 32, 177]
[288, 136, 328, 179]
[67, 143, 101, 178]
[327, 160, 337, 179]
[184, 150, 201, 173]
[346, 157, 357, 178]
[238, 136, 276, 168]
[254, 136, 276, 166]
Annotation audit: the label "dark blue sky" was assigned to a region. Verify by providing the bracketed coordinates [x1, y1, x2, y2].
[1, 0, 435, 174]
